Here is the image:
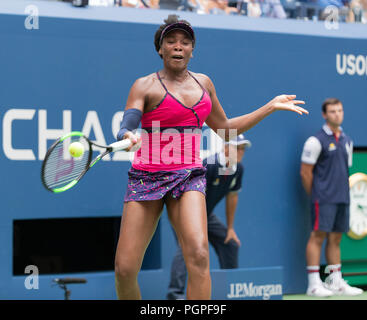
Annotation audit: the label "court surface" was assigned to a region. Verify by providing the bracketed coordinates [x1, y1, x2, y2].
[283, 290, 367, 300]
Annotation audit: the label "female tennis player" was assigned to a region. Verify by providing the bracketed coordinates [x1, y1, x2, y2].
[114, 14, 308, 300]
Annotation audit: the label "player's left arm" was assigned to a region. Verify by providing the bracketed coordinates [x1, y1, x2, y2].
[198, 74, 307, 140]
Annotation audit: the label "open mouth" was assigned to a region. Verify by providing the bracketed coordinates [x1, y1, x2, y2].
[172, 55, 184, 61]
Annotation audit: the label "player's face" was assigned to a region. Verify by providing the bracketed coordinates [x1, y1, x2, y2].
[159, 30, 193, 70]
[323, 103, 344, 128]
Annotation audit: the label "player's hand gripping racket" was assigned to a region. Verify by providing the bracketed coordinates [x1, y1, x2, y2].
[41, 131, 136, 193]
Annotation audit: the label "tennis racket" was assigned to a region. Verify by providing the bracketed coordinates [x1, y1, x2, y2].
[41, 131, 134, 193]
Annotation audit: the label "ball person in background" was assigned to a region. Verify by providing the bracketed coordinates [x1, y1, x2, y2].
[167, 134, 251, 300]
[301, 98, 362, 297]
[114, 14, 307, 300]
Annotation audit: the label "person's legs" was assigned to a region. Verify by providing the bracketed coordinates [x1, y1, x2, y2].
[167, 191, 211, 300]
[307, 202, 336, 267]
[324, 203, 346, 279]
[306, 230, 327, 267]
[325, 232, 363, 295]
[324, 232, 343, 288]
[166, 232, 187, 300]
[325, 232, 342, 265]
[114, 199, 164, 300]
[306, 203, 344, 296]
[325, 203, 349, 265]
[207, 213, 239, 269]
[324, 205, 363, 295]
[305, 230, 333, 296]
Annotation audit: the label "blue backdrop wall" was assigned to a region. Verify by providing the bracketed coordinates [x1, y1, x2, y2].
[0, 0, 366, 299]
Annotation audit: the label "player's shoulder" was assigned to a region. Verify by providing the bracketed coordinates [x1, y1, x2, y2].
[305, 134, 321, 143]
[315, 127, 327, 139]
[304, 127, 325, 143]
[130, 73, 161, 94]
[303, 135, 322, 149]
[189, 71, 214, 91]
[190, 71, 210, 80]
[133, 72, 157, 86]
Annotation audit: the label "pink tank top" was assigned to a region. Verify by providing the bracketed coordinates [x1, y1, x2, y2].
[132, 72, 212, 172]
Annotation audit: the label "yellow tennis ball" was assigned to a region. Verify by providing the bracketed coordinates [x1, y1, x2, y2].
[69, 141, 84, 158]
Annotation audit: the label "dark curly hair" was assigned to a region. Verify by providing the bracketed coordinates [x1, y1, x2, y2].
[154, 14, 194, 59]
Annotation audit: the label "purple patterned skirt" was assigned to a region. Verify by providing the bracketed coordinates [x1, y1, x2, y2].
[124, 166, 207, 202]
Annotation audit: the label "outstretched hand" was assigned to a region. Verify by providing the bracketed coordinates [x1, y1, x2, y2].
[268, 95, 308, 115]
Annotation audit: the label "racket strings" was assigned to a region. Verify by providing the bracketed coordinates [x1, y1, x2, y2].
[43, 136, 90, 190]
[44, 162, 89, 188]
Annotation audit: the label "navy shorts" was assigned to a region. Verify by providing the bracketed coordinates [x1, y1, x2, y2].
[311, 202, 350, 233]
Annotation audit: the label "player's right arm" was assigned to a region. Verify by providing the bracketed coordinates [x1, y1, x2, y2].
[300, 136, 321, 196]
[118, 77, 151, 150]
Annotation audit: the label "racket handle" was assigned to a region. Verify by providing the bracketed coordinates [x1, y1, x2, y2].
[109, 139, 132, 152]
